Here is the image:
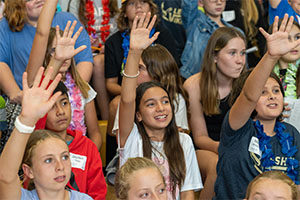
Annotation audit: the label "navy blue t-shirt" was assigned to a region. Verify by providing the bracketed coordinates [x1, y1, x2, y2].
[214, 112, 300, 199]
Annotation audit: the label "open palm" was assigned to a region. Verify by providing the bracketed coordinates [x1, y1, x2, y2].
[54, 21, 86, 61]
[129, 13, 160, 51]
[260, 14, 300, 57]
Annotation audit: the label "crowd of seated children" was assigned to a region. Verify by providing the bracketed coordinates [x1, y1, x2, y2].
[1, 0, 300, 200]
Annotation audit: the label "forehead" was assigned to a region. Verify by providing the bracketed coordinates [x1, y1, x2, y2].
[128, 167, 163, 187]
[141, 87, 168, 101]
[222, 37, 246, 50]
[265, 77, 280, 87]
[32, 138, 68, 158]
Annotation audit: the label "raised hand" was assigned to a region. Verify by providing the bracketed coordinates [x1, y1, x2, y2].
[54, 21, 87, 62]
[129, 12, 160, 51]
[260, 14, 300, 57]
[20, 67, 62, 126]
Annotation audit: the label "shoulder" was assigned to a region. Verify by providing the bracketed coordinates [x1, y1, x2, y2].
[70, 190, 93, 200]
[178, 132, 193, 147]
[54, 11, 77, 21]
[184, 73, 201, 95]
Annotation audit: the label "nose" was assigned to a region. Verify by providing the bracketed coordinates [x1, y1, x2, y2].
[268, 93, 276, 100]
[236, 54, 244, 64]
[56, 159, 65, 171]
[135, 0, 142, 7]
[156, 102, 165, 112]
[56, 104, 65, 116]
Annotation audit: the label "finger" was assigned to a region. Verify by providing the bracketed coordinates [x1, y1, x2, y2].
[272, 16, 279, 33]
[32, 67, 45, 88]
[259, 27, 270, 39]
[63, 21, 71, 38]
[149, 32, 160, 43]
[73, 45, 87, 55]
[147, 15, 157, 31]
[137, 13, 146, 28]
[46, 73, 62, 98]
[132, 16, 139, 30]
[72, 26, 83, 41]
[279, 14, 288, 32]
[282, 114, 290, 119]
[22, 72, 29, 91]
[46, 91, 62, 111]
[143, 12, 151, 29]
[286, 16, 294, 33]
[56, 25, 61, 40]
[68, 21, 77, 38]
[40, 67, 53, 89]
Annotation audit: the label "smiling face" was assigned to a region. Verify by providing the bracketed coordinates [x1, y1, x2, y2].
[199, 0, 226, 20]
[289, 0, 300, 15]
[45, 94, 71, 135]
[280, 24, 300, 64]
[215, 37, 246, 80]
[136, 87, 172, 134]
[25, 0, 45, 23]
[254, 78, 284, 122]
[127, 167, 167, 200]
[248, 178, 293, 200]
[24, 137, 71, 191]
[125, 0, 151, 23]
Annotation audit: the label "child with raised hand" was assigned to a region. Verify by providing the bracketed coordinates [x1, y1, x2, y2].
[214, 14, 300, 199]
[0, 68, 92, 200]
[26, 0, 102, 150]
[118, 12, 202, 199]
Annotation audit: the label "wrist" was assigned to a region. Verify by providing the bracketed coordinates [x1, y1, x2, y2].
[15, 115, 36, 134]
[18, 114, 38, 127]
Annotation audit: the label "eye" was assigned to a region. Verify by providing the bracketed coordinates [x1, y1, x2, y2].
[229, 51, 236, 56]
[294, 34, 300, 40]
[147, 102, 155, 107]
[62, 154, 69, 161]
[273, 88, 280, 93]
[162, 99, 169, 104]
[158, 187, 166, 194]
[61, 100, 69, 106]
[261, 90, 266, 95]
[241, 51, 246, 56]
[45, 158, 53, 164]
[140, 192, 149, 198]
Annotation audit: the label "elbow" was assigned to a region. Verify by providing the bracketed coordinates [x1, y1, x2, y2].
[0, 172, 17, 185]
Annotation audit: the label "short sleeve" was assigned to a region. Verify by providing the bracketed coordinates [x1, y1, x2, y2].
[0, 19, 11, 64]
[179, 133, 203, 192]
[174, 94, 189, 131]
[83, 84, 97, 105]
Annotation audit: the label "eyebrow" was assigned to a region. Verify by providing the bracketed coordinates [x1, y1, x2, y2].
[144, 96, 169, 104]
[40, 151, 69, 159]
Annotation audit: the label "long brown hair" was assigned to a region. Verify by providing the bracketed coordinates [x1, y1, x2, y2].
[200, 27, 246, 116]
[135, 81, 186, 199]
[3, 0, 27, 32]
[78, 0, 119, 29]
[241, 0, 258, 44]
[141, 44, 188, 112]
[22, 130, 68, 190]
[117, 0, 158, 32]
[43, 28, 90, 98]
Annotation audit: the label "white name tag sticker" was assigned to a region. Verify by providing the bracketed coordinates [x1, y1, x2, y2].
[222, 10, 235, 22]
[70, 153, 87, 170]
[248, 136, 262, 157]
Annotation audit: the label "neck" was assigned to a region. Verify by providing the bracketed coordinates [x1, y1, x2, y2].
[36, 187, 68, 200]
[208, 15, 224, 27]
[256, 119, 277, 136]
[27, 18, 38, 27]
[216, 71, 233, 98]
[144, 126, 165, 142]
[55, 129, 68, 140]
[278, 59, 294, 69]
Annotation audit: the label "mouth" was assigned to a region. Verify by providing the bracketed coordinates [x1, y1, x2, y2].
[54, 175, 66, 183]
[57, 119, 68, 125]
[154, 114, 168, 121]
[215, 8, 223, 12]
[267, 103, 278, 108]
[290, 50, 299, 54]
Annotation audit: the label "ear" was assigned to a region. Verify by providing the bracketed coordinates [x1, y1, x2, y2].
[22, 163, 34, 179]
[198, 0, 204, 7]
[214, 55, 218, 64]
[136, 112, 143, 122]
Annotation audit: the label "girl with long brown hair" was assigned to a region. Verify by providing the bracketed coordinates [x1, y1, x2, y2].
[184, 27, 246, 199]
[118, 13, 202, 199]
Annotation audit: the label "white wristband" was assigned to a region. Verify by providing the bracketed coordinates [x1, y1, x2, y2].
[14, 116, 35, 134]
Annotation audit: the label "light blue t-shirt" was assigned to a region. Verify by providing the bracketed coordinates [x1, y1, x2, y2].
[21, 188, 93, 200]
[0, 12, 93, 89]
[269, 0, 300, 25]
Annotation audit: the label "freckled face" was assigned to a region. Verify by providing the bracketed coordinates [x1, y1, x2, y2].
[27, 138, 71, 191]
[25, 0, 45, 22]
